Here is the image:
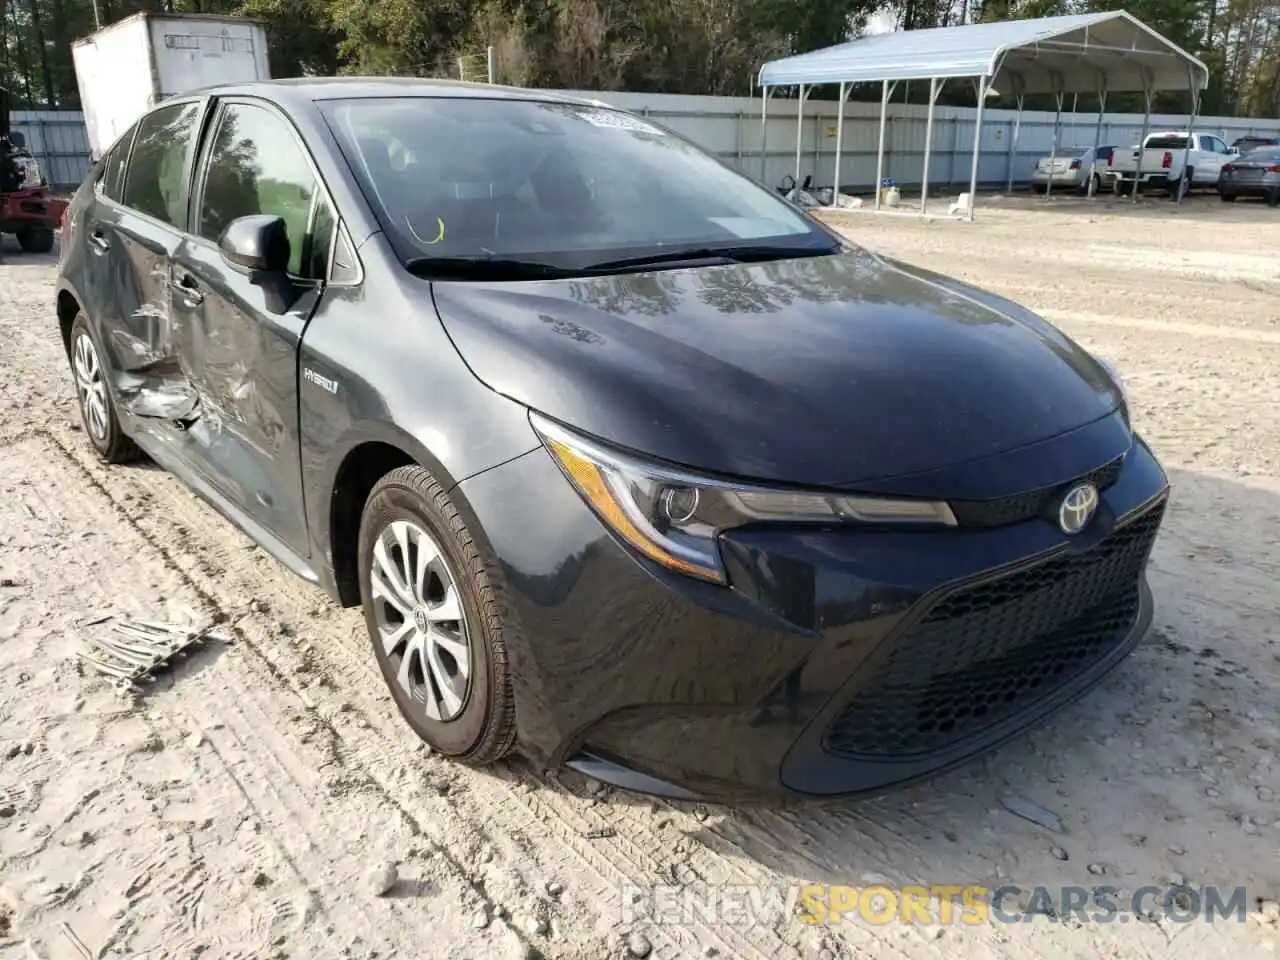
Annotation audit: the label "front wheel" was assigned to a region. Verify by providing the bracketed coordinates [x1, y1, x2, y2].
[357, 465, 516, 764]
[16, 225, 55, 253]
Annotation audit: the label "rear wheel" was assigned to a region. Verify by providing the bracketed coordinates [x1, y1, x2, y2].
[1168, 169, 1192, 201]
[1268, 190, 1280, 208]
[1219, 191, 1236, 202]
[357, 465, 516, 764]
[16, 225, 54, 253]
[68, 313, 139, 463]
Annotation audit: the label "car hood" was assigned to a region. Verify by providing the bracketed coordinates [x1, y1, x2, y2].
[431, 246, 1123, 489]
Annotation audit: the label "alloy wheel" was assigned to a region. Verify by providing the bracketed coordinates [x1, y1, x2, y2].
[73, 332, 109, 441]
[369, 519, 472, 722]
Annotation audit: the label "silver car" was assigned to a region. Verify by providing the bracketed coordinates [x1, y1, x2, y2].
[1218, 147, 1280, 205]
[1031, 145, 1116, 194]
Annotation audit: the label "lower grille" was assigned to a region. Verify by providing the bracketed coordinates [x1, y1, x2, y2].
[824, 499, 1164, 759]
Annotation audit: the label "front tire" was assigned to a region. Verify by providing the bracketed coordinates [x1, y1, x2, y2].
[68, 314, 139, 463]
[357, 465, 516, 764]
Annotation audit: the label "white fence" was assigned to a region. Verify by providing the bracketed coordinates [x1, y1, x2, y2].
[14, 92, 1280, 193]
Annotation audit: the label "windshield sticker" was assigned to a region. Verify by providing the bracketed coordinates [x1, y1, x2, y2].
[574, 110, 664, 135]
[708, 216, 797, 239]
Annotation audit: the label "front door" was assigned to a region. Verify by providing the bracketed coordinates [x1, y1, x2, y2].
[169, 98, 336, 557]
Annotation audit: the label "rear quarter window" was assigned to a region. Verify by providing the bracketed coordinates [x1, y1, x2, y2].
[96, 123, 137, 203]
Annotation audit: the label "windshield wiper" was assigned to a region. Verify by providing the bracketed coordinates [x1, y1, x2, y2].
[403, 255, 577, 280]
[586, 243, 836, 272]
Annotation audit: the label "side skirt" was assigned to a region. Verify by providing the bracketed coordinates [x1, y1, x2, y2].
[128, 418, 322, 588]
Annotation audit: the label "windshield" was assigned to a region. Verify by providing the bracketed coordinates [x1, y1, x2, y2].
[319, 96, 834, 272]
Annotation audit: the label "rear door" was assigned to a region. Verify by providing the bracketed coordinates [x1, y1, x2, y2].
[98, 98, 207, 419]
[168, 96, 337, 556]
[73, 120, 136, 353]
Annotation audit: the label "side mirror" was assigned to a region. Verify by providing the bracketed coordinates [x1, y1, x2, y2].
[219, 214, 301, 314]
[9, 131, 25, 149]
[219, 214, 290, 275]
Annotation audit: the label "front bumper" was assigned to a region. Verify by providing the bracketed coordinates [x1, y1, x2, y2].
[458, 418, 1169, 801]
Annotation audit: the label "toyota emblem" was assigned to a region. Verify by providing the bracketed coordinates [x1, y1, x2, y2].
[1058, 482, 1099, 535]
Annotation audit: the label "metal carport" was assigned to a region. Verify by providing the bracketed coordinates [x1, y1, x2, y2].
[756, 12, 1210, 218]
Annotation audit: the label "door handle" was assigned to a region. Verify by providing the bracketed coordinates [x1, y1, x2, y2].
[88, 228, 109, 253]
[171, 273, 204, 305]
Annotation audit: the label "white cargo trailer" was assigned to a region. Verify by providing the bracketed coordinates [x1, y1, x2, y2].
[71, 12, 270, 159]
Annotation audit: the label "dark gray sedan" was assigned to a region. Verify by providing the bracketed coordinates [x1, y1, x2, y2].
[54, 77, 1167, 801]
[1218, 147, 1280, 205]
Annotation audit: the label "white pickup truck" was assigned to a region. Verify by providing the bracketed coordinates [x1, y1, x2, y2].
[1105, 131, 1237, 199]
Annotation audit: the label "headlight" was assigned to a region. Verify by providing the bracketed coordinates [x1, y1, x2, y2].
[531, 412, 957, 585]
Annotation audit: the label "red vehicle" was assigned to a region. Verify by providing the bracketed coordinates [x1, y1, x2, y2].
[0, 86, 67, 254]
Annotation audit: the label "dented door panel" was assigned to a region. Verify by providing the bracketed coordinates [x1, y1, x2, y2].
[170, 235, 321, 557]
[107, 213, 201, 420]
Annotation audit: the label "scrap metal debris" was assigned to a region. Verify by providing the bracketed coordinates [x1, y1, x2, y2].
[76, 619, 226, 692]
[1000, 792, 1065, 834]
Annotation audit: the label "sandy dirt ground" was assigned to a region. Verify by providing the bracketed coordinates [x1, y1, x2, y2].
[2, 191, 1279, 960]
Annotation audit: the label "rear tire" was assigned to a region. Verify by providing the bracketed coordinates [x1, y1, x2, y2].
[1168, 169, 1192, 201]
[67, 314, 140, 464]
[16, 225, 54, 253]
[1219, 191, 1236, 202]
[357, 465, 516, 765]
[1268, 190, 1280, 208]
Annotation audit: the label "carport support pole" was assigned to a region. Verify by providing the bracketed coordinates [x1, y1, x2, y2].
[875, 80, 891, 211]
[1133, 74, 1153, 205]
[1088, 85, 1108, 197]
[831, 82, 848, 207]
[759, 86, 771, 182]
[1177, 66, 1202, 206]
[920, 78, 941, 215]
[1045, 88, 1064, 201]
[965, 75, 989, 221]
[794, 84, 809, 196]
[1005, 90, 1025, 194]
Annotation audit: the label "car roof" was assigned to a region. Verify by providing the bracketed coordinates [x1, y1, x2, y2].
[187, 76, 600, 111]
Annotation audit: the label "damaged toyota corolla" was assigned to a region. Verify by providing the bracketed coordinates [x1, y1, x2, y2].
[55, 78, 1168, 801]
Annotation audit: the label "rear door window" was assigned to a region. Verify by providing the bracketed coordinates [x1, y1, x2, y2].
[120, 101, 202, 227]
[195, 101, 331, 279]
